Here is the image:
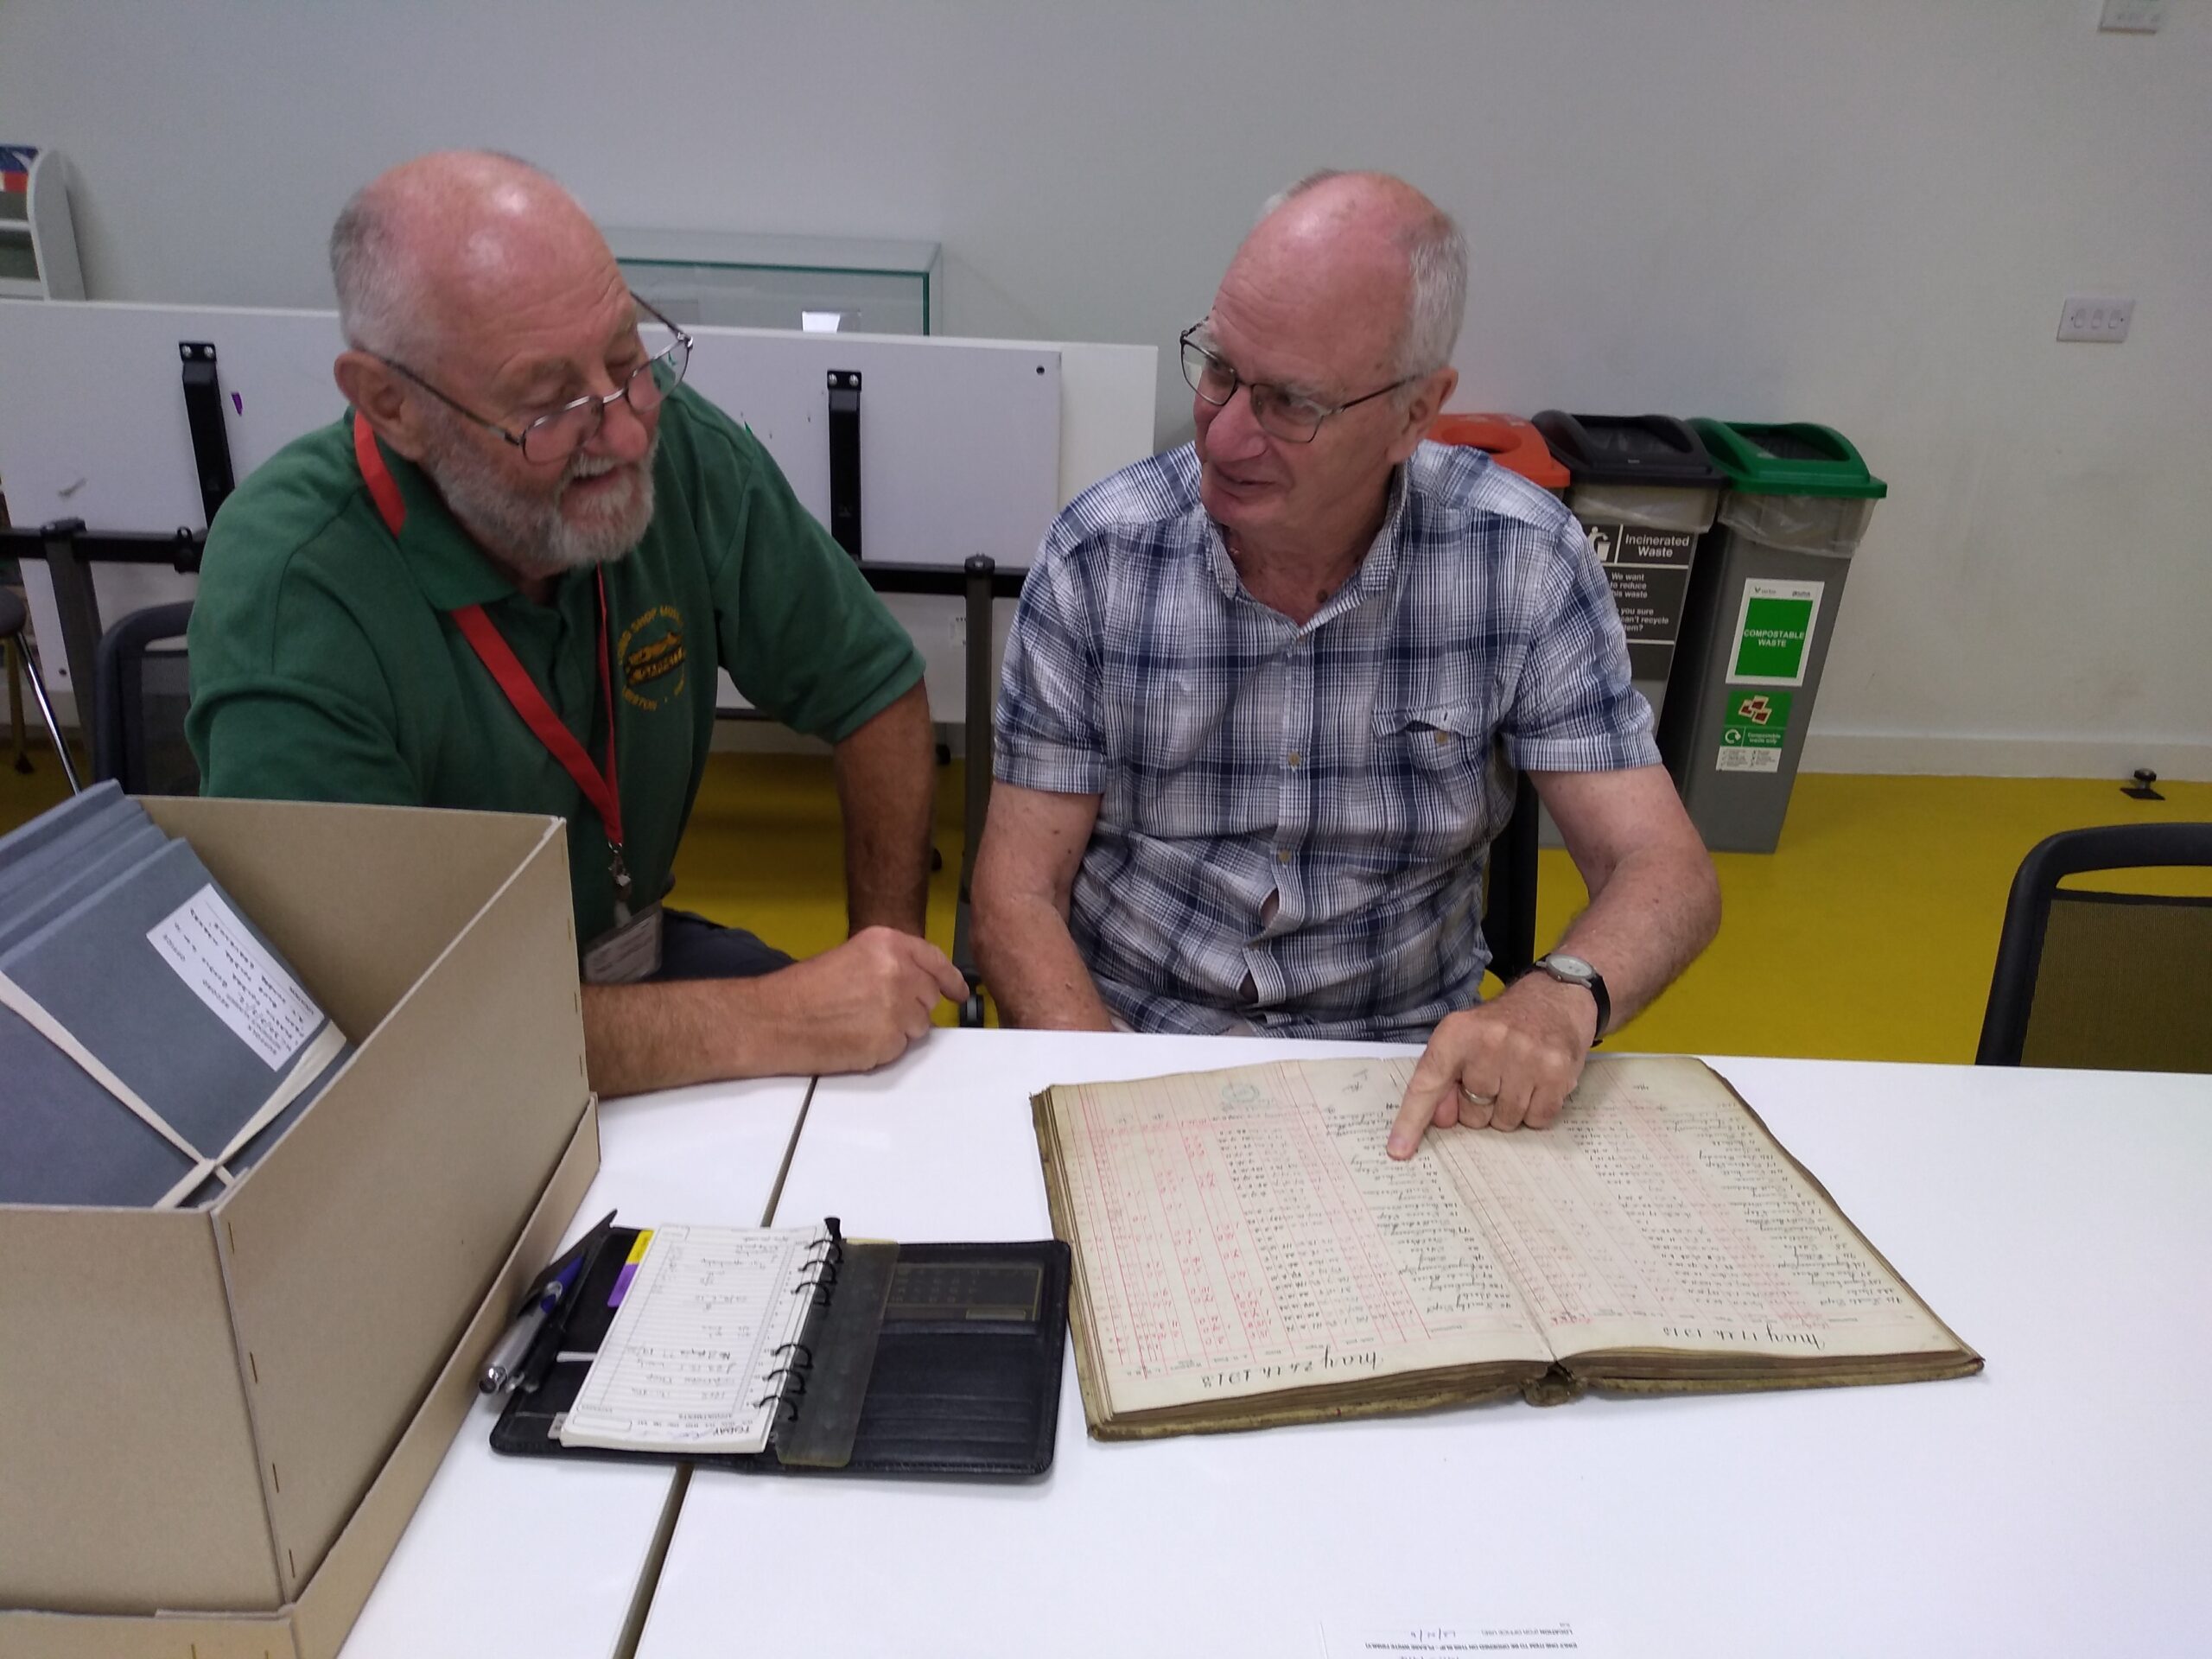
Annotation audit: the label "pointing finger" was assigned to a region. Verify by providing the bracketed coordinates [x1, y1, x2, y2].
[1389, 1050, 1460, 1160]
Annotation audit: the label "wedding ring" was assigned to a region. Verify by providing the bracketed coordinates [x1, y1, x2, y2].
[1459, 1087, 1497, 1107]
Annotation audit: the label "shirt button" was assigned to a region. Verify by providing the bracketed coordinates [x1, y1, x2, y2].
[1287, 751, 1301, 768]
[1277, 849, 1293, 864]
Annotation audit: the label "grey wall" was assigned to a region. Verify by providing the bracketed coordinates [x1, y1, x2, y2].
[3, 0, 2208, 774]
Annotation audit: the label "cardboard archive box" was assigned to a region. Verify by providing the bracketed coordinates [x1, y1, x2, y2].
[0, 798, 601, 1659]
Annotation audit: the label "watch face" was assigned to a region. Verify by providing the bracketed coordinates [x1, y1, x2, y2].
[1546, 955, 1593, 981]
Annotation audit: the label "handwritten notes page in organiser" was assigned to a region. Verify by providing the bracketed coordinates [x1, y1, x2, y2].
[1034, 1056, 1976, 1432]
[558, 1224, 825, 1454]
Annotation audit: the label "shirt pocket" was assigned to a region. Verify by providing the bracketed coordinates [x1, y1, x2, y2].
[1366, 698, 1501, 862]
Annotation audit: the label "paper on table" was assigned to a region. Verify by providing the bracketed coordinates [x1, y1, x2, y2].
[1320, 1618, 1602, 1656]
[1051, 1058, 1551, 1415]
[558, 1224, 824, 1454]
[1428, 1058, 1955, 1362]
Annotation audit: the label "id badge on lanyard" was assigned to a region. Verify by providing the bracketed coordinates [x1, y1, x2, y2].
[580, 899, 663, 984]
[354, 413, 661, 984]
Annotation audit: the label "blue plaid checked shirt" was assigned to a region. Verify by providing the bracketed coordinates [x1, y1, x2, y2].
[995, 440, 1658, 1041]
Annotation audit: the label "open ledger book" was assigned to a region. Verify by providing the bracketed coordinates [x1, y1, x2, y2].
[1032, 1056, 1980, 1440]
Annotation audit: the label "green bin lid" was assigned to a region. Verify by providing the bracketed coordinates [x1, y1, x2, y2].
[1689, 419, 1888, 499]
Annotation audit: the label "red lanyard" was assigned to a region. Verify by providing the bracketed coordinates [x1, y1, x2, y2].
[353, 413, 632, 902]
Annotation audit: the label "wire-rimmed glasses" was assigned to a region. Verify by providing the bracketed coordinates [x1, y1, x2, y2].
[381, 294, 694, 465]
[1179, 321, 1414, 443]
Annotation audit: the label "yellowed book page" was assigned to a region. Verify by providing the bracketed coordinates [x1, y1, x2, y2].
[1427, 1057, 1957, 1363]
[1048, 1057, 1550, 1416]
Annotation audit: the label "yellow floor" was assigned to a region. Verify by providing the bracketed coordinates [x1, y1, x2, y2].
[8, 733, 2204, 1065]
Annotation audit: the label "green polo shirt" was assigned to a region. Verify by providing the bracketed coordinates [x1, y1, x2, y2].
[187, 385, 924, 945]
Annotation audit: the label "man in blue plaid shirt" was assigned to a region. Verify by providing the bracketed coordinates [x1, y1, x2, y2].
[975, 172, 1719, 1154]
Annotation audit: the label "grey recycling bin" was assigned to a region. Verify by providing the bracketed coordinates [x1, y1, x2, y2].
[1529, 412, 1722, 848]
[1656, 421, 1888, 854]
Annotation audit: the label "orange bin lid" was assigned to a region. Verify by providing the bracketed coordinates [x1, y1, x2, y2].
[1428, 412, 1569, 491]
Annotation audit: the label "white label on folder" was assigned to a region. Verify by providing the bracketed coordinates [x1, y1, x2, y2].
[148, 884, 322, 1070]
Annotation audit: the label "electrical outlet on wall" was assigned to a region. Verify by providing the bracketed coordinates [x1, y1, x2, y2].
[2099, 0, 2164, 33]
[2057, 297, 2134, 342]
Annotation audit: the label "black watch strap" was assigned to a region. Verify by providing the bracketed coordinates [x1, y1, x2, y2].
[1532, 955, 1610, 1046]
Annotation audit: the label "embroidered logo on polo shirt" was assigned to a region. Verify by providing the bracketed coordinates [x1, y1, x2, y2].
[618, 604, 688, 710]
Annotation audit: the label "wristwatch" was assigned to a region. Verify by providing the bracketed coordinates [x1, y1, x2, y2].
[1529, 953, 1610, 1046]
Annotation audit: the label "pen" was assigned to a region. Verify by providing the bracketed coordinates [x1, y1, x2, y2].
[513, 1220, 622, 1395]
[479, 1255, 582, 1395]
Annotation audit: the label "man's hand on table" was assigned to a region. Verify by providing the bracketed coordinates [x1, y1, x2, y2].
[583, 928, 969, 1096]
[750, 926, 970, 1075]
[1387, 972, 1599, 1157]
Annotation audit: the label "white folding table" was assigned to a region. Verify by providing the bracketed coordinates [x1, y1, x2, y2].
[636, 1032, 2212, 1659]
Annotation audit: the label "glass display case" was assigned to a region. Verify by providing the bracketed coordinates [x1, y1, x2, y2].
[608, 230, 941, 335]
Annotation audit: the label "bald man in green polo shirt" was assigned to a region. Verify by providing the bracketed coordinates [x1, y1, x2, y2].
[188, 151, 966, 1094]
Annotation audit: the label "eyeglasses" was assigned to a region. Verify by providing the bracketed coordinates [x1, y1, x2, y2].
[1179, 323, 1414, 444]
[379, 294, 694, 466]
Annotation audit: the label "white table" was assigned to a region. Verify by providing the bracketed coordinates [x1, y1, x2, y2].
[638, 1032, 2212, 1659]
[338, 1075, 812, 1659]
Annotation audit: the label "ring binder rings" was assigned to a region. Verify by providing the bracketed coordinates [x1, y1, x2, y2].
[492, 1217, 1071, 1480]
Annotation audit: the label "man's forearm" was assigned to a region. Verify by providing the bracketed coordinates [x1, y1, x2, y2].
[582, 979, 788, 1097]
[1547, 842, 1720, 1032]
[831, 681, 936, 935]
[974, 892, 1116, 1031]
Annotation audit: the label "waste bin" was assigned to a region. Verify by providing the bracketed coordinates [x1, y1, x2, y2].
[1530, 412, 1719, 728]
[1429, 412, 1569, 495]
[1525, 413, 1721, 848]
[1656, 420, 1887, 853]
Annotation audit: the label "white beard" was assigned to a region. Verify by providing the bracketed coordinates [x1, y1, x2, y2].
[424, 418, 659, 577]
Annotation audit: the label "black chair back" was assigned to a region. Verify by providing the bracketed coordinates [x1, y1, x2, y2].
[92, 601, 199, 797]
[1481, 768, 1541, 983]
[1976, 821, 2212, 1071]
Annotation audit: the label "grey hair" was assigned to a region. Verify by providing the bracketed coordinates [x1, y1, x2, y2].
[1262, 169, 1467, 382]
[329, 149, 552, 358]
[329, 185, 411, 358]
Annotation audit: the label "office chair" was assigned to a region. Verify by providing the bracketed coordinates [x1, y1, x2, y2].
[1975, 821, 2212, 1072]
[952, 559, 992, 1026]
[92, 601, 200, 797]
[1, 585, 81, 792]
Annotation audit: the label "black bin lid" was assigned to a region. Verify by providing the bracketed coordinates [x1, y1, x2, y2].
[1530, 411, 1720, 488]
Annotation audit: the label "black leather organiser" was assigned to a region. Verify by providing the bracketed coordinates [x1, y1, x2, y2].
[490, 1224, 1071, 1480]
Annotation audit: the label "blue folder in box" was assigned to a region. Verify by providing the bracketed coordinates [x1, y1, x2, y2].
[0, 779, 132, 872]
[0, 832, 353, 1205]
[0, 786, 151, 914]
